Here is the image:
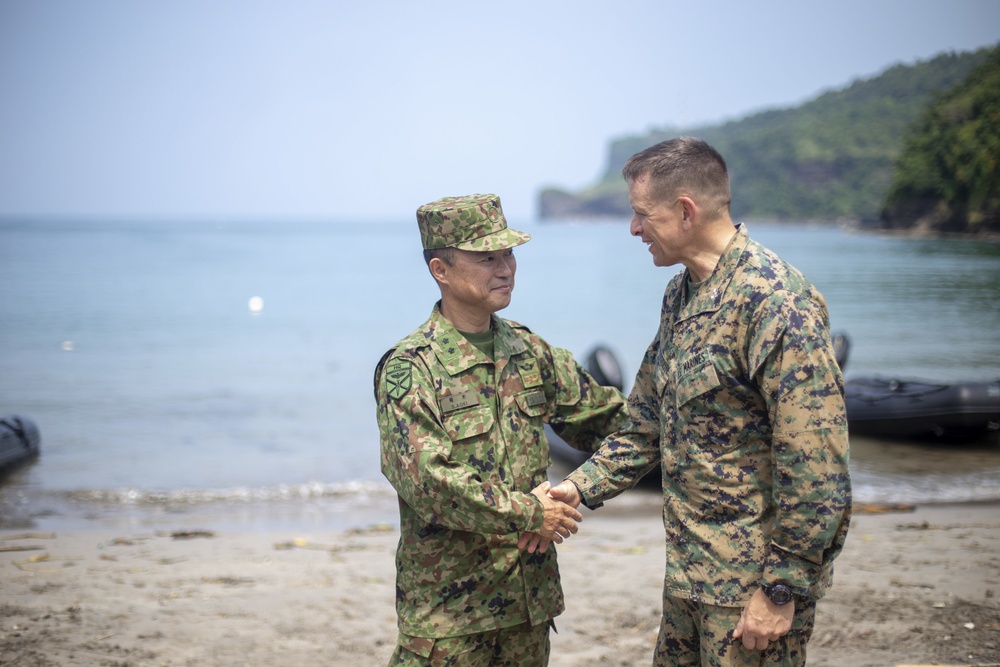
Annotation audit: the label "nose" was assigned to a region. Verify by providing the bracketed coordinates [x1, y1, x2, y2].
[497, 254, 515, 276]
[629, 215, 642, 237]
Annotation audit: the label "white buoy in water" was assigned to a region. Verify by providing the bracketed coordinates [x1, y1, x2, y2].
[248, 296, 264, 313]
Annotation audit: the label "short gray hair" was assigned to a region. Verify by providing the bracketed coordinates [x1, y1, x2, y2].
[423, 246, 456, 267]
[622, 137, 731, 218]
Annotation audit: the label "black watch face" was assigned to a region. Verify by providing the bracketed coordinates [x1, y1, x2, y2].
[768, 585, 793, 605]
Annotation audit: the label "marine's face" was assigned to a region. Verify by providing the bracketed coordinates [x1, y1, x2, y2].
[441, 247, 517, 319]
[628, 175, 686, 268]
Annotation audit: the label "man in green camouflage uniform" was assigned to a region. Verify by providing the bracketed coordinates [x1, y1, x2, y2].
[375, 194, 628, 666]
[546, 138, 852, 666]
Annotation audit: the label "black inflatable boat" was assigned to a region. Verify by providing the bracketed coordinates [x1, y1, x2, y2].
[845, 377, 1000, 442]
[0, 415, 41, 478]
[835, 333, 999, 442]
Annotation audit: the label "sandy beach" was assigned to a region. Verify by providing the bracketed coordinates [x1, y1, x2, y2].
[2, 497, 999, 667]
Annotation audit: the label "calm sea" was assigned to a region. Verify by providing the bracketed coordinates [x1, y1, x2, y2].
[1, 218, 998, 531]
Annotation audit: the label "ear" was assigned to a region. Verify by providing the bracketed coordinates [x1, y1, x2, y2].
[677, 196, 698, 227]
[429, 257, 449, 285]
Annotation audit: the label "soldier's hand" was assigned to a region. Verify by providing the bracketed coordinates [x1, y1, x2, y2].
[520, 482, 581, 551]
[732, 587, 794, 651]
[517, 531, 550, 554]
[519, 480, 586, 553]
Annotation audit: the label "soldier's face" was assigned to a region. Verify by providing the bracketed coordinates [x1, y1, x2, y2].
[441, 247, 517, 317]
[628, 175, 686, 268]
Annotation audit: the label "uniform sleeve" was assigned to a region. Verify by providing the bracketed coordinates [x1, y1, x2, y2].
[750, 292, 852, 596]
[376, 353, 545, 535]
[566, 335, 663, 508]
[545, 345, 629, 452]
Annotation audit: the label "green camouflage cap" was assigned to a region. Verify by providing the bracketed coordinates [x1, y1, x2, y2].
[416, 193, 531, 251]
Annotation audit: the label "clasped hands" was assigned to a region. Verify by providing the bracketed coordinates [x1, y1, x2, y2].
[518, 481, 794, 653]
[517, 480, 582, 554]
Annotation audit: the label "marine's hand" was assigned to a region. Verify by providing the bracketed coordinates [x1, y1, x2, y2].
[547, 480, 582, 508]
[517, 482, 582, 554]
[732, 588, 794, 651]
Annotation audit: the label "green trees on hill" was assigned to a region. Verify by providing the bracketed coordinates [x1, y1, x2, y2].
[538, 46, 997, 234]
[879, 47, 1000, 235]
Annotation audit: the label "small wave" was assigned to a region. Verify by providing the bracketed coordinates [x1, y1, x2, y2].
[850, 470, 1000, 505]
[64, 479, 395, 507]
[0, 479, 400, 532]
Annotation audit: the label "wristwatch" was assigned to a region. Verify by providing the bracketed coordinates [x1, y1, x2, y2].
[761, 583, 794, 606]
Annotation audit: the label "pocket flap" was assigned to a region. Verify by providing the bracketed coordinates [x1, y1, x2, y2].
[515, 389, 548, 417]
[442, 404, 494, 441]
[676, 363, 720, 407]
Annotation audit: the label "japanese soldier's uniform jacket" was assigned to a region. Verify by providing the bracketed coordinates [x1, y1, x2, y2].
[376, 303, 627, 642]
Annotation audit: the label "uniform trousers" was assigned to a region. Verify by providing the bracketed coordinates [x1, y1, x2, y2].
[389, 620, 551, 667]
[653, 595, 816, 667]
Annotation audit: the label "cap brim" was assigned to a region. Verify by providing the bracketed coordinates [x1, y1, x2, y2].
[451, 227, 531, 251]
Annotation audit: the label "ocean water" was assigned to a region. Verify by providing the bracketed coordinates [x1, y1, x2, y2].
[1, 218, 999, 531]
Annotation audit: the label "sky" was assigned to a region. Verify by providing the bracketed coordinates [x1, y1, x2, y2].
[1, 1, 999, 222]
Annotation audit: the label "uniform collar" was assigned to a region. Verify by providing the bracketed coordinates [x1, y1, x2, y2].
[424, 302, 527, 375]
[679, 224, 751, 320]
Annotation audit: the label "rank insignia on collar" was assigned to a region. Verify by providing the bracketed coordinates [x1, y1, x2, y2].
[384, 359, 412, 400]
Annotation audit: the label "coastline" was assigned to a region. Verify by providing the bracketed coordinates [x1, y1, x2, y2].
[540, 216, 1000, 242]
[2, 498, 998, 666]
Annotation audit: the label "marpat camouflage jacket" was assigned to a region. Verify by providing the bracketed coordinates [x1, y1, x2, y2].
[375, 303, 627, 638]
[568, 225, 852, 605]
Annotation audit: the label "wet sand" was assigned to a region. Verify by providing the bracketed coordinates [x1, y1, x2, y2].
[1, 499, 999, 666]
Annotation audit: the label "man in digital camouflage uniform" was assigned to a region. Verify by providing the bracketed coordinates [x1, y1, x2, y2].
[546, 138, 852, 666]
[375, 193, 628, 666]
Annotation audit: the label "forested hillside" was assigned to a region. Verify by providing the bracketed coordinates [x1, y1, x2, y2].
[878, 47, 1000, 235]
[539, 46, 996, 226]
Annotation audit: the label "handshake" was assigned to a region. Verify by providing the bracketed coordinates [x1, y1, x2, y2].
[517, 480, 583, 554]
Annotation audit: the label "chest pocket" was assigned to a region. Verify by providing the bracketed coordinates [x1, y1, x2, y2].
[675, 362, 721, 408]
[442, 405, 495, 442]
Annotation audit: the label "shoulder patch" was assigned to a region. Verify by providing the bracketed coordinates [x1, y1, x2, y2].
[384, 359, 413, 401]
[373, 348, 396, 400]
